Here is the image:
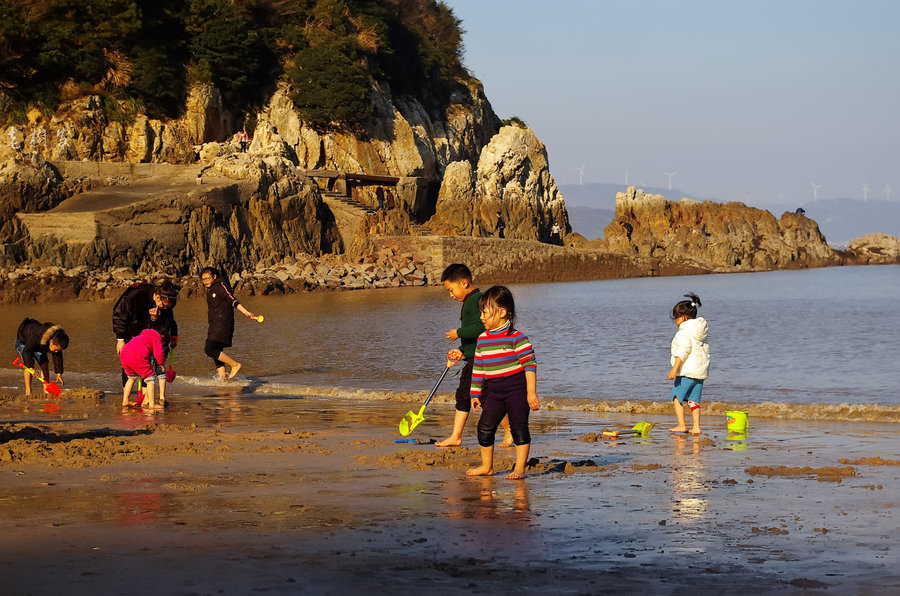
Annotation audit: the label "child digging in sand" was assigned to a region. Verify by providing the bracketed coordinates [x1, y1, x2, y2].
[467, 286, 540, 480]
[667, 292, 710, 435]
[436, 264, 512, 448]
[120, 324, 167, 409]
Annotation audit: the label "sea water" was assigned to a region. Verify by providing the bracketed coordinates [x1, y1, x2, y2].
[2, 265, 898, 420]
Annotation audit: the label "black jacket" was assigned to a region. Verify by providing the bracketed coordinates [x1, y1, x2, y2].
[16, 318, 64, 374]
[206, 278, 239, 344]
[112, 283, 178, 342]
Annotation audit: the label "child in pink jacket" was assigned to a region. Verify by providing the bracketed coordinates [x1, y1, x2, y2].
[119, 327, 166, 409]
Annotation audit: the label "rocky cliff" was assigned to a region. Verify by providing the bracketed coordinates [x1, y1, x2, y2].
[2, 76, 568, 275]
[603, 187, 842, 271]
[426, 123, 568, 241]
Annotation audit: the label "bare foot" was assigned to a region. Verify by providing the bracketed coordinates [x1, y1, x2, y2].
[506, 470, 526, 480]
[466, 465, 494, 476]
[122, 401, 136, 408]
[499, 433, 514, 447]
[435, 436, 461, 447]
[228, 363, 242, 379]
[669, 426, 688, 433]
[689, 428, 702, 435]
[150, 402, 165, 410]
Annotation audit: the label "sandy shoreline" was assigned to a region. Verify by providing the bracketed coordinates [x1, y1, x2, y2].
[1, 389, 898, 595]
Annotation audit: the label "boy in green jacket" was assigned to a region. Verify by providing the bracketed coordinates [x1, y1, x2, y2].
[435, 264, 511, 447]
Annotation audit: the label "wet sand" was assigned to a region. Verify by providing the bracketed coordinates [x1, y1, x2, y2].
[1, 388, 898, 595]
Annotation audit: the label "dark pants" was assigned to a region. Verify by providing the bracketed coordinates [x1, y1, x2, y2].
[205, 339, 229, 369]
[476, 371, 531, 447]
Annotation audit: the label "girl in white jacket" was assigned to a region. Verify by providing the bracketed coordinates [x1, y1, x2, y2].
[667, 293, 710, 434]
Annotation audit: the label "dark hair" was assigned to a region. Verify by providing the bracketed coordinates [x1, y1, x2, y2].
[201, 266, 220, 279]
[155, 280, 180, 308]
[51, 329, 69, 350]
[441, 263, 473, 283]
[672, 292, 702, 320]
[478, 285, 517, 332]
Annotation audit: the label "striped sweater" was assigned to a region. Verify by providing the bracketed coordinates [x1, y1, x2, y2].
[470, 322, 536, 398]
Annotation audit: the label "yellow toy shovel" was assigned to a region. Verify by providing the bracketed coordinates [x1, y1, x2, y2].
[399, 354, 461, 436]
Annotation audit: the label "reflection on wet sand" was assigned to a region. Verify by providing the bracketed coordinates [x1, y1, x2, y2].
[669, 434, 709, 522]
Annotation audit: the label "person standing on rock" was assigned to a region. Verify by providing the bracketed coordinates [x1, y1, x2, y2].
[496, 212, 506, 239]
[200, 267, 260, 380]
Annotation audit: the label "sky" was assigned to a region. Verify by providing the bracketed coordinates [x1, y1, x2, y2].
[441, 0, 899, 208]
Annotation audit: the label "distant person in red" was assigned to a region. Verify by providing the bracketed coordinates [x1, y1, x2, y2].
[237, 129, 250, 152]
[200, 267, 260, 380]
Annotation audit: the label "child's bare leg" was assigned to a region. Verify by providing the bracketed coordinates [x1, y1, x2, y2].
[144, 381, 157, 409]
[689, 405, 701, 435]
[158, 378, 167, 407]
[466, 445, 495, 476]
[216, 365, 227, 380]
[23, 369, 33, 396]
[507, 443, 530, 480]
[436, 410, 469, 447]
[670, 399, 687, 432]
[499, 415, 513, 447]
[122, 378, 135, 406]
[217, 351, 242, 379]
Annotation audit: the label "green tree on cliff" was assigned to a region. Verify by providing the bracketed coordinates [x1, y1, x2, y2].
[0, 0, 467, 130]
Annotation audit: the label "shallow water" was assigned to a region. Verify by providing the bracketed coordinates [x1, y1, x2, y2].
[2, 265, 898, 421]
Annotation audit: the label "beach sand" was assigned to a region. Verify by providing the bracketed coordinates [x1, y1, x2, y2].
[1, 388, 898, 595]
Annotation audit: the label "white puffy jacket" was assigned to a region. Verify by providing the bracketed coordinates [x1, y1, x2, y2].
[670, 317, 710, 380]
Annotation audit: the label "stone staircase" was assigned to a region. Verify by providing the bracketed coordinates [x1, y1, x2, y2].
[320, 190, 376, 215]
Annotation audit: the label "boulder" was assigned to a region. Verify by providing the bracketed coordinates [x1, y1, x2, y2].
[428, 123, 569, 242]
[845, 233, 900, 264]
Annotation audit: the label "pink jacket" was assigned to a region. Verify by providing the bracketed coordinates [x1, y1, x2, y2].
[123, 328, 165, 366]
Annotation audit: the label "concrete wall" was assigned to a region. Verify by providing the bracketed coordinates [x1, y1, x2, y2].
[50, 161, 202, 180]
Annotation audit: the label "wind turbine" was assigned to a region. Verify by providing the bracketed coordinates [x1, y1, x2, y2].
[664, 170, 677, 191]
[862, 182, 870, 202]
[574, 164, 585, 185]
[810, 182, 822, 202]
[884, 183, 894, 201]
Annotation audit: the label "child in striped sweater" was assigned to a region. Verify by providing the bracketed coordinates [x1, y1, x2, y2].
[467, 286, 540, 480]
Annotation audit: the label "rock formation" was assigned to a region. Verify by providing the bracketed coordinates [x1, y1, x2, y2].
[603, 187, 841, 271]
[427, 123, 569, 241]
[844, 233, 900, 264]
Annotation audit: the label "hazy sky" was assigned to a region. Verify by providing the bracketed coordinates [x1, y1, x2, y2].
[442, 0, 899, 207]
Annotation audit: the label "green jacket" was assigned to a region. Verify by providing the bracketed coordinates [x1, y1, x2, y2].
[457, 289, 484, 359]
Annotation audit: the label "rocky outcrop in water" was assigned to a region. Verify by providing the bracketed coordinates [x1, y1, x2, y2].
[844, 233, 900, 264]
[603, 187, 841, 271]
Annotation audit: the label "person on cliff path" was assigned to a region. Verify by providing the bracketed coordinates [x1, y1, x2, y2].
[15, 317, 69, 396]
[496, 212, 506, 239]
[667, 292, 710, 435]
[113, 281, 179, 401]
[435, 264, 513, 448]
[466, 286, 540, 480]
[119, 322, 167, 409]
[201, 267, 260, 380]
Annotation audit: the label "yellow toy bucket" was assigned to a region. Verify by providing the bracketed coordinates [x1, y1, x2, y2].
[726, 411, 748, 433]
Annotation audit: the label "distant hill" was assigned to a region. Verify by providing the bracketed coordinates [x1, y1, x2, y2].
[566, 206, 615, 240]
